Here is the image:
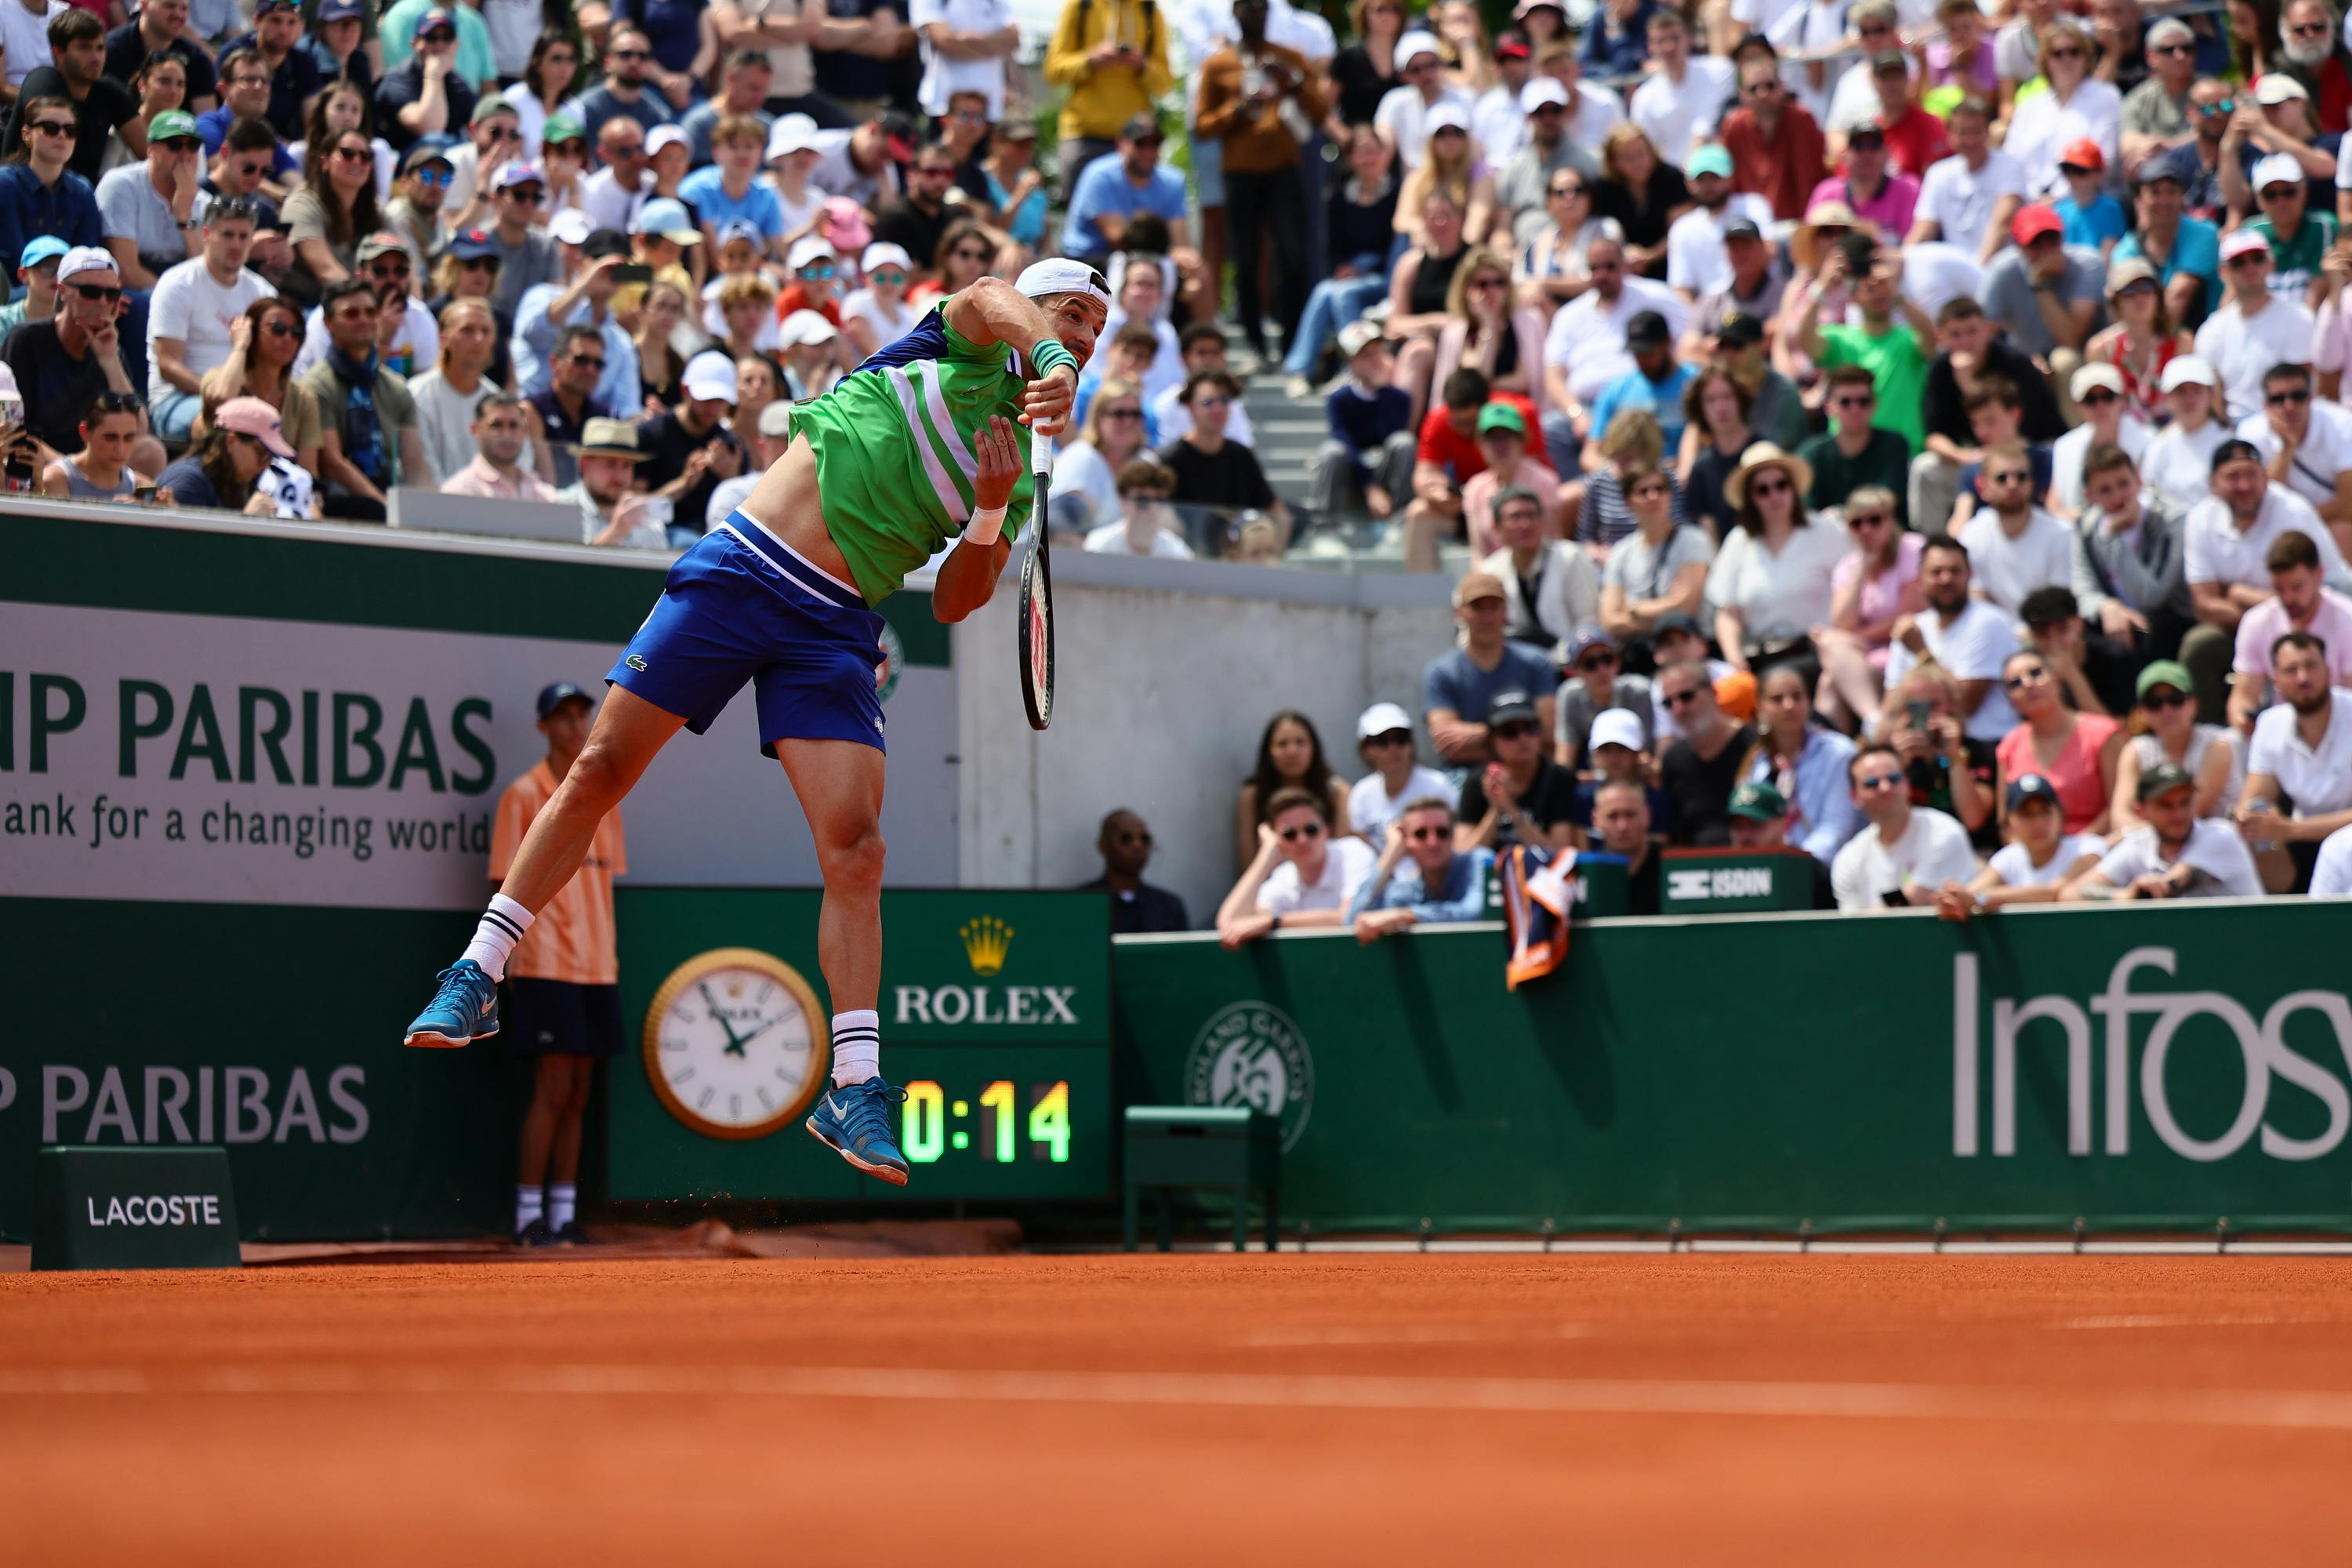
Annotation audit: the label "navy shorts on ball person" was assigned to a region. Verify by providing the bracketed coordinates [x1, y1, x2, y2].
[608, 514, 889, 753]
[505, 978, 626, 1057]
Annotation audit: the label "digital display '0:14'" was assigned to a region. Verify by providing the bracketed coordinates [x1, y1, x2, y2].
[902, 1080, 1069, 1163]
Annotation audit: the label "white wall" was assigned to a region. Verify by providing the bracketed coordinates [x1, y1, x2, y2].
[953, 552, 1456, 925]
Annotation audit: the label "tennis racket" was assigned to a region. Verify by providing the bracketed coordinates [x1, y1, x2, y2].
[1018, 420, 1054, 731]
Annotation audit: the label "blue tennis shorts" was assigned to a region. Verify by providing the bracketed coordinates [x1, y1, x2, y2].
[607, 515, 889, 753]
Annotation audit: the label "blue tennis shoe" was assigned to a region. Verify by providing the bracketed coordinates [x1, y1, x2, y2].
[403, 960, 499, 1049]
[807, 1077, 911, 1185]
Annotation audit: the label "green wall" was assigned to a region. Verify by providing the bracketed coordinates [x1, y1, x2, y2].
[1112, 903, 2352, 1236]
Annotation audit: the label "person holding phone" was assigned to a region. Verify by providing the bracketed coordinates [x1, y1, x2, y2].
[1830, 742, 1981, 910]
[1044, 0, 1174, 205]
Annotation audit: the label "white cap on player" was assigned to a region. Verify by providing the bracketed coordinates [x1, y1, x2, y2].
[1014, 258, 1112, 309]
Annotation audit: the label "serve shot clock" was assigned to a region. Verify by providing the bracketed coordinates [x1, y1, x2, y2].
[643, 948, 828, 1140]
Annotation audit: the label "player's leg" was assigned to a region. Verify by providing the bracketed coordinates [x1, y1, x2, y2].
[779, 735, 909, 1185]
[405, 688, 688, 1048]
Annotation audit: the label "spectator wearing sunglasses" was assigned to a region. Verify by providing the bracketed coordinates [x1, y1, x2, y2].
[300, 277, 434, 520]
[1078, 809, 1190, 935]
[564, 24, 677, 146]
[1830, 743, 1980, 910]
[0, 93, 102, 284]
[442, 98, 525, 223]
[293, 233, 442, 380]
[377, 139, 452, 276]
[201, 116, 285, 233]
[1216, 787, 1378, 946]
[376, 7, 481, 157]
[379, 0, 498, 95]
[481, 162, 562, 316]
[1348, 701, 1455, 841]
[2, 247, 145, 463]
[1455, 689, 1580, 852]
[5, 9, 143, 185]
[528, 325, 615, 489]
[1348, 795, 1494, 939]
[2119, 17, 2199, 169]
[2114, 659, 2244, 834]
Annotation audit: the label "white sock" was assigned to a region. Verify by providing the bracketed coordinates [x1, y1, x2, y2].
[461, 894, 535, 982]
[514, 1183, 543, 1234]
[831, 1009, 880, 1087]
[548, 1183, 576, 1231]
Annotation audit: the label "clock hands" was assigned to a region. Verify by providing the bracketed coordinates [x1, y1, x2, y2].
[699, 982, 750, 1056]
[728, 1014, 790, 1054]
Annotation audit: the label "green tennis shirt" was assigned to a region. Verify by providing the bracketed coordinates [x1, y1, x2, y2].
[786, 301, 1040, 604]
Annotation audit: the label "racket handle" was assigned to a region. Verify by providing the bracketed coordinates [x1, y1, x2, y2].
[1031, 419, 1055, 476]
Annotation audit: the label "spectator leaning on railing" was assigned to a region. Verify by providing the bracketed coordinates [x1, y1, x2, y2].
[1216, 786, 1378, 947]
[1348, 796, 1494, 940]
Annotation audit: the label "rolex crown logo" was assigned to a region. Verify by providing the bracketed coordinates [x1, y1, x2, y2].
[960, 916, 1014, 977]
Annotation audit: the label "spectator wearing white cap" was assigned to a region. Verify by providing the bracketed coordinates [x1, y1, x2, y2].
[1373, 30, 1472, 171]
[779, 308, 844, 399]
[764, 115, 829, 243]
[1493, 76, 1599, 249]
[2049, 361, 2152, 519]
[2119, 16, 2199, 171]
[2245, 147, 2336, 305]
[637, 348, 746, 545]
[1627, 8, 1734, 166]
[840, 241, 917, 361]
[1348, 701, 1456, 841]
[2, 247, 151, 465]
[2235, 358, 2352, 525]
[484, 161, 562, 316]
[2140, 353, 2231, 510]
[2220, 73, 2335, 221]
[2195, 227, 2314, 415]
[778, 232, 845, 325]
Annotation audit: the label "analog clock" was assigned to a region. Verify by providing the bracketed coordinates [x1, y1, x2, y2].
[642, 948, 829, 1141]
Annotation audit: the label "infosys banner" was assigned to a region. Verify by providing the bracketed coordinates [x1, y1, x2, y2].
[0, 507, 957, 909]
[1112, 902, 2352, 1235]
[0, 506, 956, 1239]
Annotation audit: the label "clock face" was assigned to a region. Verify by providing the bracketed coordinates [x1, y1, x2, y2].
[642, 948, 829, 1140]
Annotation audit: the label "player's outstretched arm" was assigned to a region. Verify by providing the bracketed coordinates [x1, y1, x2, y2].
[934, 414, 1022, 623]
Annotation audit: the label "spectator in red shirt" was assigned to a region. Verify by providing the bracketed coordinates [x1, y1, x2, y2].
[1864, 54, 1952, 179]
[1721, 51, 1826, 222]
[1404, 367, 1495, 571]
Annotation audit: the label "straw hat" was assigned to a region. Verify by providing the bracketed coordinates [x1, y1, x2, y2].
[1791, 198, 1879, 274]
[1724, 441, 1814, 510]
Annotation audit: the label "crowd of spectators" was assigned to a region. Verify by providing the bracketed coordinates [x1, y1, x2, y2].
[21, 0, 2352, 916]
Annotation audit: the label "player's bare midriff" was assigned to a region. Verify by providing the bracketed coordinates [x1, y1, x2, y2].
[737, 434, 854, 586]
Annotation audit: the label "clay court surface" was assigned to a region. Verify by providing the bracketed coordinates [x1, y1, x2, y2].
[5, 1251, 2350, 1564]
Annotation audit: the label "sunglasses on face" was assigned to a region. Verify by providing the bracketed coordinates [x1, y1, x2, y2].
[1532, 103, 1565, 116]
[71, 282, 122, 302]
[1849, 511, 1889, 527]
[1751, 477, 1792, 496]
[1987, 470, 2030, 486]
[2079, 389, 2119, 407]
[2143, 688, 2191, 710]
[1131, 135, 1164, 147]
[1278, 821, 1327, 841]
[2199, 98, 2236, 114]
[870, 269, 907, 285]
[2002, 667, 2047, 688]
[1492, 722, 1539, 742]
[570, 352, 607, 369]
[2292, 20, 2329, 34]
[2227, 252, 2270, 268]
[1577, 653, 1618, 673]
[953, 246, 993, 262]
[412, 166, 454, 188]
[1661, 688, 1703, 708]
[505, 187, 546, 204]
[2153, 42, 2193, 54]
[420, 28, 456, 44]
[2115, 278, 2156, 299]
[608, 47, 649, 60]
[331, 143, 371, 164]
[1832, 393, 1875, 408]
[800, 263, 836, 279]
[1856, 772, 1904, 792]
[2262, 184, 2302, 200]
[2270, 388, 2312, 405]
[159, 135, 202, 154]
[1405, 825, 1450, 842]
[2047, 46, 2084, 60]
[30, 119, 75, 137]
[1550, 181, 1582, 197]
[260, 318, 296, 337]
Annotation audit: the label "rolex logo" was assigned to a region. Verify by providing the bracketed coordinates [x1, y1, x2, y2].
[960, 916, 1014, 976]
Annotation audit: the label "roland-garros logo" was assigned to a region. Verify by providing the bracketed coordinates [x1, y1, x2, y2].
[1952, 949, 2352, 1163]
[1185, 1001, 1314, 1152]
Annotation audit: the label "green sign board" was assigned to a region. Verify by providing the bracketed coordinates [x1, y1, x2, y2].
[1112, 902, 2352, 1236]
[1658, 848, 1818, 914]
[34, 1145, 242, 1269]
[609, 887, 1112, 1203]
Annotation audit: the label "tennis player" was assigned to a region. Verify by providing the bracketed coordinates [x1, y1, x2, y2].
[402, 260, 1110, 1188]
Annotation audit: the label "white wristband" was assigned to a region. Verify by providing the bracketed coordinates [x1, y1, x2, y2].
[964, 503, 1007, 546]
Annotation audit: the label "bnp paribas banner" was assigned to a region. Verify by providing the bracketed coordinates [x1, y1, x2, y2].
[0, 507, 958, 1240]
[1, 508, 956, 908]
[1112, 901, 2352, 1235]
